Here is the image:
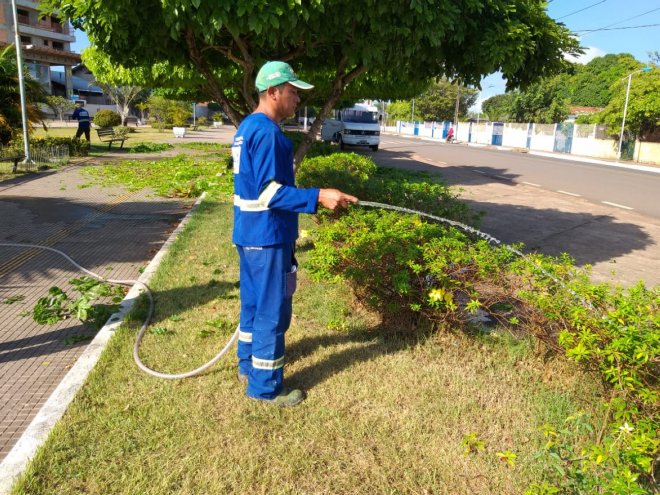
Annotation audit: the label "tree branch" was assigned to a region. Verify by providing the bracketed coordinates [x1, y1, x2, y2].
[183, 26, 244, 126]
[293, 58, 366, 169]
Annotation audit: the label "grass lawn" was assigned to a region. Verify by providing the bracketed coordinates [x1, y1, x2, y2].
[11, 156, 606, 494]
[33, 125, 225, 155]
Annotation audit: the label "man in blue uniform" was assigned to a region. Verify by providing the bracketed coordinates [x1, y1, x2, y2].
[72, 102, 91, 142]
[232, 61, 357, 407]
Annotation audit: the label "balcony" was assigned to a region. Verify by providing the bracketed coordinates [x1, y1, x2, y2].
[17, 23, 75, 43]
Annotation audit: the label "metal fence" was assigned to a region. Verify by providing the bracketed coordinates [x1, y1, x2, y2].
[0, 145, 69, 173]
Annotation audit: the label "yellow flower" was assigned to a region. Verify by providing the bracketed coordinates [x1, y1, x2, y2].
[428, 288, 445, 303]
[300, 229, 309, 239]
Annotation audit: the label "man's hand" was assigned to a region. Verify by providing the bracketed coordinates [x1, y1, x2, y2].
[318, 188, 358, 210]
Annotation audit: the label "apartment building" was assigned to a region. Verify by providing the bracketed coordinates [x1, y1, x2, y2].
[0, 0, 80, 95]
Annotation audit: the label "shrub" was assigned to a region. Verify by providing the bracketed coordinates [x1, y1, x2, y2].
[127, 142, 174, 153]
[284, 131, 337, 158]
[94, 109, 121, 128]
[298, 153, 480, 226]
[304, 153, 659, 492]
[196, 116, 209, 127]
[11, 136, 89, 157]
[112, 126, 130, 138]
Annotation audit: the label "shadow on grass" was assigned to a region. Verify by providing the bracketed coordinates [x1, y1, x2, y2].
[286, 322, 432, 391]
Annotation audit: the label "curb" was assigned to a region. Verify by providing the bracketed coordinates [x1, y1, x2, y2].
[0, 192, 208, 494]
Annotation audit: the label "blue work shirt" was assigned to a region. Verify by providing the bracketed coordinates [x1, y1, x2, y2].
[232, 113, 319, 247]
[72, 107, 91, 128]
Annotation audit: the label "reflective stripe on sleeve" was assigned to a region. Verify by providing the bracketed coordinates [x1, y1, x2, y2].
[238, 330, 252, 343]
[252, 356, 284, 370]
[234, 181, 282, 211]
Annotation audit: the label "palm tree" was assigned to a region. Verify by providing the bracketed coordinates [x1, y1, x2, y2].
[0, 44, 48, 145]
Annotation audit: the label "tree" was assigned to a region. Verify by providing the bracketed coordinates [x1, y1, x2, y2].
[43, 0, 580, 161]
[46, 95, 76, 121]
[481, 93, 515, 122]
[508, 75, 571, 124]
[0, 45, 48, 145]
[598, 65, 660, 139]
[95, 83, 145, 125]
[413, 80, 478, 122]
[386, 100, 412, 123]
[568, 54, 639, 107]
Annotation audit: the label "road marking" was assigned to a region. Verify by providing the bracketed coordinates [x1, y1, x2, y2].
[602, 201, 634, 210]
[522, 181, 541, 187]
[495, 175, 512, 181]
[557, 190, 581, 197]
[473, 170, 487, 174]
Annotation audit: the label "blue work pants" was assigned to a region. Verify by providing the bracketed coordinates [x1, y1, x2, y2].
[236, 244, 296, 399]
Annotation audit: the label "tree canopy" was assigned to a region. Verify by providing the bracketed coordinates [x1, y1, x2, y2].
[481, 93, 515, 122]
[43, 0, 580, 160]
[569, 53, 639, 107]
[412, 81, 478, 122]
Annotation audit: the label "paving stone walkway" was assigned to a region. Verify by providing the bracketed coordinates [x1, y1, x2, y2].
[0, 160, 191, 460]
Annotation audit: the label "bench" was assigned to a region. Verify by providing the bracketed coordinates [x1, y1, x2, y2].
[0, 152, 25, 173]
[96, 128, 127, 150]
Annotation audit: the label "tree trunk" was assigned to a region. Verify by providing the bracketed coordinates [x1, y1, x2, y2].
[293, 62, 366, 170]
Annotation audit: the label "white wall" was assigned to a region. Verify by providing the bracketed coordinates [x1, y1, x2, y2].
[529, 124, 556, 152]
[502, 123, 529, 148]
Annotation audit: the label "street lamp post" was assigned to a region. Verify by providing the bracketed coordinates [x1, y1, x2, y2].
[617, 66, 652, 161]
[10, 0, 31, 163]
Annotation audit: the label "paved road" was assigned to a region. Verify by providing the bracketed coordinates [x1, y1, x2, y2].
[381, 135, 660, 218]
[374, 135, 660, 287]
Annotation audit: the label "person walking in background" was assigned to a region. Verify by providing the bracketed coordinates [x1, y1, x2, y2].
[446, 126, 455, 143]
[72, 102, 91, 141]
[232, 61, 357, 407]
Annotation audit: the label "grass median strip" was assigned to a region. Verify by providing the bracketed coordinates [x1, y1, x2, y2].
[12, 189, 605, 494]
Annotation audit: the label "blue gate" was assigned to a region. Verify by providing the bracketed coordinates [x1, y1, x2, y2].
[491, 122, 504, 146]
[553, 123, 574, 154]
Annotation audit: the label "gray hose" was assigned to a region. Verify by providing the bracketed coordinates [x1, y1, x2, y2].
[355, 201, 593, 309]
[0, 242, 238, 379]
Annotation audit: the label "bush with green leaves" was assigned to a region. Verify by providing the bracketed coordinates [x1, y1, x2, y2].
[304, 152, 658, 492]
[284, 131, 338, 158]
[93, 109, 122, 128]
[126, 142, 174, 153]
[11, 135, 89, 157]
[298, 153, 480, 226]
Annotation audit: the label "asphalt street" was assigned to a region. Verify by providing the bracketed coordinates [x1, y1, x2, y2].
[372, 134, 660, 287]
[381, 136, 660, 218]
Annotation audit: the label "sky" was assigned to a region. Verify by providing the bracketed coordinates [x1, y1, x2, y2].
[70, 0, 659, 107]
[477, 0, 660, 108]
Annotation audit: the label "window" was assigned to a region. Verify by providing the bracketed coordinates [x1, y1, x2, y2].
[43, 40, 50, 47]
[20, 36, 32, 44]
[17, 9, 30, 24]
[52, 41, 64, 51]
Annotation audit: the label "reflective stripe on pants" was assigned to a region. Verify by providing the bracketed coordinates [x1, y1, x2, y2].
[236, 244, 295, 399]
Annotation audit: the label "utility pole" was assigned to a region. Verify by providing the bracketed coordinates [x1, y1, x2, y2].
[617, 67, 652, 161]
[10, 0, 32, 163]
[411, 99, 415, 123]
[453, 83, 461, 138]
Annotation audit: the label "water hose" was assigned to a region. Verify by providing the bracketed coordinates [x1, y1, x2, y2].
[0, 202, 589, 381]
[0, 242, 238, 379]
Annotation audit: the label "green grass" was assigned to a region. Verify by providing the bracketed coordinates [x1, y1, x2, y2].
[12, 189, 606, 494]
[33, 126, 225, 156]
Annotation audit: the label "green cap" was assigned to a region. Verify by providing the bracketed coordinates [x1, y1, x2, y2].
[255, 61, 313, 92]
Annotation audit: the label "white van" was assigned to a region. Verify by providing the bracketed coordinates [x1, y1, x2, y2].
[321, 104, 380, 151]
